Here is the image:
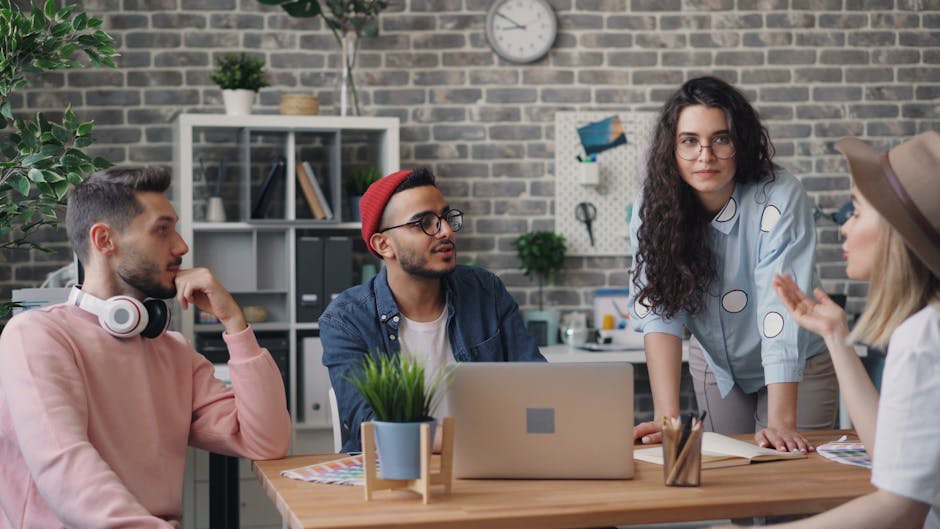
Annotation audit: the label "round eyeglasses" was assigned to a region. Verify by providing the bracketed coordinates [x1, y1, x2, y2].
[676, 136, 736, 161]
[378, 209, 464, 237]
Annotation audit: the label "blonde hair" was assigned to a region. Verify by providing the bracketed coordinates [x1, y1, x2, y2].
[849, 218, 940, 348]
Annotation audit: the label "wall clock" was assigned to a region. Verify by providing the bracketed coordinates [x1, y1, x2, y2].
[485, 0, 558, 64]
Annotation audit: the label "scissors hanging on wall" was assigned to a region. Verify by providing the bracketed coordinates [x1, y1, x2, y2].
[575, 201, 597, 247]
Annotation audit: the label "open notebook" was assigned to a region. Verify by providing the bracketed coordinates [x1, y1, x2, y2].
[634, 431, 807, 470]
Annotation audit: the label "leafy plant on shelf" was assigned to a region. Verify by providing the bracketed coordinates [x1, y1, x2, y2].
[514, 230, 567, 312]
[345, 354, 452, 423]
[344, 166, 379, 196]
[210, 52, 269, 92]
[0, 0, 117, 318]
[256, 0, 390, 115]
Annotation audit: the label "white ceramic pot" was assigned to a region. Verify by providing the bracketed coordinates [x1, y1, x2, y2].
[206, 196, 226, 222]
[221, 89, 256, 116]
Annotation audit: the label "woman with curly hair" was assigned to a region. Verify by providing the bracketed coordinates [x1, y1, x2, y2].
[629, 76, 837, 452]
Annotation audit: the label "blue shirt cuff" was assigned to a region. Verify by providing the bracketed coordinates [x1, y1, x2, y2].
[637, 318, 685, 338]
[762, 361, 804, 385]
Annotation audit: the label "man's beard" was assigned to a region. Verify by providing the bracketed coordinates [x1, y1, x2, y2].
[117, 254, 178, 299]
[398, 242, 456, 279]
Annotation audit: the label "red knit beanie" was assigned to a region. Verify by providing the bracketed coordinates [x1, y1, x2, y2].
[360, 169, 413, 258]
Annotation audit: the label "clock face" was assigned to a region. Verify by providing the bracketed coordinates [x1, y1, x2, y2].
[485, 0, 557, 64]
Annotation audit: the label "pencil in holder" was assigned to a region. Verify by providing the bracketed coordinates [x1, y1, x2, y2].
[662, 415, 703, 487]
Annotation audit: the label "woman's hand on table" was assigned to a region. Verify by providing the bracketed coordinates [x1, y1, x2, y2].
[633, 421, 662, 444]
[755, 426, 814, 453]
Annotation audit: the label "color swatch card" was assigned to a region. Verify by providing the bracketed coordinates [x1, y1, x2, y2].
[816, 440, 871, 469]
[281, 454, 371, 486]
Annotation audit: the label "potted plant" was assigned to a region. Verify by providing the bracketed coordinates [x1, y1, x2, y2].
[0, 0, 117, 319]
[346, 354, 452, 480]
[514, 230, 567, 345]
[257, 0, 390, 116]
[344, 166, 379, 222]
[210, 52, 269, 116]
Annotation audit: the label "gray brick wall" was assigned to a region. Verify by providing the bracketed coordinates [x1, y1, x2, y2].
[4, 1, 940, 325]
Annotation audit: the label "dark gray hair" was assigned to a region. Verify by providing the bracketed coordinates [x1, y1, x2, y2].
[66, 166, 172, 261]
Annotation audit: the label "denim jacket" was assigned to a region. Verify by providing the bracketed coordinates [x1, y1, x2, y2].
[320, 264, 545, 452]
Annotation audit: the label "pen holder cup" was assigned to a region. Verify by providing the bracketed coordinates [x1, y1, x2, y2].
[579, 163, 600, 186]
[662, 429, 702, 487]
[206, 196, 226, 223]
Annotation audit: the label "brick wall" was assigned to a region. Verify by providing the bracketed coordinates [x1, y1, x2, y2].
[4, 0, 940, 325]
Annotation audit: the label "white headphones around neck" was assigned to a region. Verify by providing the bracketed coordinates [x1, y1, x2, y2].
[68, 286, 170, 339]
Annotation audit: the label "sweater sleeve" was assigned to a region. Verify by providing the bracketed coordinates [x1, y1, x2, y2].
[188, 326, 291, 460]
[0, 311, 173, 529]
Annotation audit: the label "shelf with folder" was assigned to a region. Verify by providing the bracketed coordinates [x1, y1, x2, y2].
[294, 331, 332, 430]
[194, 322, 291, 333]
[174, 114, 399, 529]
[194, 220, 362, 231]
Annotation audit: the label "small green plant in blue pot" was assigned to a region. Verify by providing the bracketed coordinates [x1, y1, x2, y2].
[346, 354, 452, 479]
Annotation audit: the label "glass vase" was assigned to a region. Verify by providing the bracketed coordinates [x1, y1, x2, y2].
[337, 32, 360, 117]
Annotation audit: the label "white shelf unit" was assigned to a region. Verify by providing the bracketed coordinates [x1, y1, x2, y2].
[172, 114, 399, 529]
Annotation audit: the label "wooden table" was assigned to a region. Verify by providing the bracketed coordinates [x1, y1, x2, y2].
[254, 430, 874, 529]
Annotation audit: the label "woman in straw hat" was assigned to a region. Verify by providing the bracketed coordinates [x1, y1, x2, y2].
[720, 131, 940, 528]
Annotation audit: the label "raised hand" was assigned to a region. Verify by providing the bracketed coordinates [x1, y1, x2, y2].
[772, 274, 849, 341]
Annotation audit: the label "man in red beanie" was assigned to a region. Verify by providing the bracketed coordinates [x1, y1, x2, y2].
[320, 167, 544, 452]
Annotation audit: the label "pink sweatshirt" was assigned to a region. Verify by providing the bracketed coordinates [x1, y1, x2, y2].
[0, 303, 291, 528]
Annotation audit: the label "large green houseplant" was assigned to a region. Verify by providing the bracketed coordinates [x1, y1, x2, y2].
[0, 0, 117, 318]
[256, 0, 390, 116]
[514, 230, 566, 345]
[346, 353, 451, 479]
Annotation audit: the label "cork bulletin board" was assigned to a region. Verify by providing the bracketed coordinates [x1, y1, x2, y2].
[554, 111, 658, 256]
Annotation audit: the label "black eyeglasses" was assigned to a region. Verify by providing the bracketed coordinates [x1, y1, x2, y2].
[378, 209, 464, 237]
[676, 135, 736, 161]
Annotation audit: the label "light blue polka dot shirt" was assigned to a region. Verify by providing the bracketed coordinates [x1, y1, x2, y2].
[629, 165, 826, 397]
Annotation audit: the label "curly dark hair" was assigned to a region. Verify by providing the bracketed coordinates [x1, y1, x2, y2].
[633, 76, 775, 319]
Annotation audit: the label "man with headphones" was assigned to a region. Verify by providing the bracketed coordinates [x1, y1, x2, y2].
[0, 167, 291, 528]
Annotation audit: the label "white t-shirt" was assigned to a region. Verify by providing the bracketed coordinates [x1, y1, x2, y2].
[871, 303, 940, 529]
[399, 308, 454, 420]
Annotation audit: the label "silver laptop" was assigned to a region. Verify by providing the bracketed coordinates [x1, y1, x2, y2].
[445, 362, 634, 479]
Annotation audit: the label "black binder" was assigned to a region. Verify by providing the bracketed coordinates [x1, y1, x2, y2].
[323, 237, 353, 307]
[295, 237, 325, 322]
[251, 157, 285, 219]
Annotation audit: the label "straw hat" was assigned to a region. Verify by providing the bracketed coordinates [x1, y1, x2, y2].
[835, 130, 940, 278]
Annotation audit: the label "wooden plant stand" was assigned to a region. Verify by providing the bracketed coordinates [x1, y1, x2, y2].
[361, 416, 455, 504]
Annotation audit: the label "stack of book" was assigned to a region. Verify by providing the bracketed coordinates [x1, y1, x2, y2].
[296, 161, 333, 220]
